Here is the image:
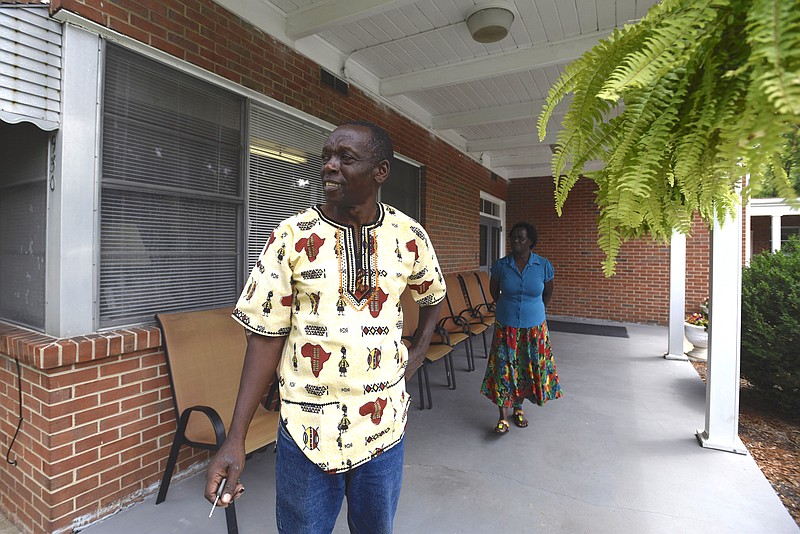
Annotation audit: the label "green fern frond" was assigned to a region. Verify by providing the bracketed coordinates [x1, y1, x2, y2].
[605, 70, 687, 182]
[763, 154, 797, 201]
[595, 198, 624, 277]
[673, 62, 721, 185]
[541, 0, 800, 276]
[539, 27, 637, 144]
[553, 170, 581, 217]
[553, 120, 618, 215]
[662, 187, 693, 235]
[598, 2, 727, 100]
[637, 167, 674, 241]
[756, 126, 800, 200]
[746, 0, 800, 116]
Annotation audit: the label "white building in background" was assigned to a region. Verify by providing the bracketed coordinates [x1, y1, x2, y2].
[746, 197, 800, 262]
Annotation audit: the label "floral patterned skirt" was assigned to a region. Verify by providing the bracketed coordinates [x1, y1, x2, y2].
[480, 320, 563, 408]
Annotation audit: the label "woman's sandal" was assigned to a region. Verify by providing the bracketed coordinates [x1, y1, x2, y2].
[493, 419, 510, 434]
[512, 410, 529, 428]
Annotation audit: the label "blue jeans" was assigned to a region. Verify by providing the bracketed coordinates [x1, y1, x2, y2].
[275, 420, 404, 534]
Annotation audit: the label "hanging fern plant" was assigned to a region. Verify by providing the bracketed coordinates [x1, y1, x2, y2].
[538, 0, 800, 276]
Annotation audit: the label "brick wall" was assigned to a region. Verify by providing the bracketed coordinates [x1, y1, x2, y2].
[507, 177, 710, 324]
[0, 325, 209, 534]
[751, 216, 771, 255]
[685, 215, 712, 314]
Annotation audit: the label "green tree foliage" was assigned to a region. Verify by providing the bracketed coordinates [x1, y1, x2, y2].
[740, 236, 800, 414]
[755, 128, 800, 197]
[539, 0, 800, 275]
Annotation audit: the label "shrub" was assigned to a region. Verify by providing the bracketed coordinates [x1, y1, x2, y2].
[740, 236, 800, 414]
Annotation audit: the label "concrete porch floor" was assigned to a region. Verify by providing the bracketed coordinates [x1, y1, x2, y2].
[78, 320, 798, 533]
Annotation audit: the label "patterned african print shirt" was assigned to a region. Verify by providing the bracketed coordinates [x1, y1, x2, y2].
[233, 203, 446, 473]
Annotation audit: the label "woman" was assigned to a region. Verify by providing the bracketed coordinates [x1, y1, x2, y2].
[480, 222, 563, 433]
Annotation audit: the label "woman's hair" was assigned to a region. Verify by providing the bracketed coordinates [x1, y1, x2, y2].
[510, 221, 538, 249]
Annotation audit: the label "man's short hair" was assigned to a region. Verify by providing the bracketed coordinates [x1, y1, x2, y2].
[340, 120, 393, 163]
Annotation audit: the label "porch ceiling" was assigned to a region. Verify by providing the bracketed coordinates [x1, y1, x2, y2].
[212, 0, 658, 180]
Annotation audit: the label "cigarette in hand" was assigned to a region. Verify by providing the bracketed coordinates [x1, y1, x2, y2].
[208, 477, 227, 518]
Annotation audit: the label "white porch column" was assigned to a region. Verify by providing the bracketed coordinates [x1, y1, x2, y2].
[745, 206, 751, 264]
[696, 195, 746, 454]
[664, 231, 688, 360]
[771, 214, 782, 252]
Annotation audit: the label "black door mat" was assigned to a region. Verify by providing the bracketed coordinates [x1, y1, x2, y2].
[548, 320, 629, 338]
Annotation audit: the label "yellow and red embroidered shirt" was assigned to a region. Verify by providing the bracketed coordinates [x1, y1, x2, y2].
[233, 203, 445, 472]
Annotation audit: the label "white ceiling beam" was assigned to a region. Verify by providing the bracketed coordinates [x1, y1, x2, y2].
[380, 30, 609, 96]
[490, 154, 547, 167]
[432, 99, 568, 129]
[498, 159, 606, 180]
[502, 164, 555, 179]
[467, 132, 558, 152]
[434, 101, 541, 129]
[286, 0, 417, 40]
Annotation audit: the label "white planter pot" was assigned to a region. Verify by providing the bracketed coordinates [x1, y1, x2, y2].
[684, 323, 708, 361]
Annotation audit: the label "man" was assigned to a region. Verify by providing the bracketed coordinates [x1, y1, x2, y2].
[205, 120, 445, 533]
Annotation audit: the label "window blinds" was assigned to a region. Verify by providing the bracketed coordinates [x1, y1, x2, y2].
[100, 44, 244, 328]
[247, 104, 327, 272]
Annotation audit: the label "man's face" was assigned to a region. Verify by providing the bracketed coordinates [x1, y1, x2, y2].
[320, 125, 386, 208]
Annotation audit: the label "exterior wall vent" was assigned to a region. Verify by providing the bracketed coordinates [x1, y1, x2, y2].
[320, 68, 349, 96]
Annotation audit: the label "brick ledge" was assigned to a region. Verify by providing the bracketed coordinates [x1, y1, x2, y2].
[0, 321, 162, 370]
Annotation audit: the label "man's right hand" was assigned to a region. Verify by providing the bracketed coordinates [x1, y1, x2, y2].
[205, 440, 246, 507]
[203, 333, 285, 507]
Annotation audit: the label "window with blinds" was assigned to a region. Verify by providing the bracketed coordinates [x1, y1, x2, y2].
[100, 44, 245, 328]
[247, 104, 328, 272]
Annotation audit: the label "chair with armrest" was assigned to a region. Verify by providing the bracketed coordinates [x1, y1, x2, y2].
[436, 295, 475, 371]
[400, 287, 455, 409]
[155, 307, 280, 534]
[474, 270, 496, 312]
[443, 272, 490, 358]
[459, 270, 496, 323]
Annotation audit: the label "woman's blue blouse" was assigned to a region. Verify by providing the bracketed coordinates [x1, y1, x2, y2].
[490, 253, 554, 328]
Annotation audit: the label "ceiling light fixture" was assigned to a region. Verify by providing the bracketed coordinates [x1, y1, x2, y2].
[466, 2, 515, 43]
